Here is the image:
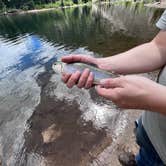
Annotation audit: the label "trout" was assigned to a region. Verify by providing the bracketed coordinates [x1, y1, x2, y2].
[52, 61, 119, 85]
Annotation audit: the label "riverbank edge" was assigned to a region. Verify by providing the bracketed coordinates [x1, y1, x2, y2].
[0, 2, 92, 16]
[144, 2, 166, 9]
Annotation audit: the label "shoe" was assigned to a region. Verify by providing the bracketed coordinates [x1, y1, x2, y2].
[118, 151, 137, 166]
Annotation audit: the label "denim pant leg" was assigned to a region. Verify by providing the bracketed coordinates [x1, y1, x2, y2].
[135, 118, 165, 166]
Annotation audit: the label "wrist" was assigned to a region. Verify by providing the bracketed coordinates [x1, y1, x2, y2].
[146, 84, 166, 115]
[96, 57, 114, 71]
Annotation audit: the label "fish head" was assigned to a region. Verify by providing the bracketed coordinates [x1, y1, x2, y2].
[52, 61, 63, 74]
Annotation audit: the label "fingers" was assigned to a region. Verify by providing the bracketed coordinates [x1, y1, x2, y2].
[66, 71, 81, 88]
[61, 54, 97, 64]
[62, 73, 71, 83]
[77, 68, 90, 88]
[62, 68, 93, 89]
[85, 72, 94, 89]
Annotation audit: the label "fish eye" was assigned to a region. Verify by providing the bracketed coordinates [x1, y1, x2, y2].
[53, 62, 57, 66]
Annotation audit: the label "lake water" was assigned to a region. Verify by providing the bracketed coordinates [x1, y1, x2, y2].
[0, 3, 163, 166]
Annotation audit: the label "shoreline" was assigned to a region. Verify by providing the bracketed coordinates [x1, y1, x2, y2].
[1, 1, 166, 17]
[144, 2, 166, 9]
[0, 3, 91, 16]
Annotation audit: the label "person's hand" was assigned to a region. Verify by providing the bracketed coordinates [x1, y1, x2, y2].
[95, 75, 166, 111]
[61, 54, 99, 89]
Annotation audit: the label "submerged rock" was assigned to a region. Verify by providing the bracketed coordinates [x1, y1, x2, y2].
[41, 124, 61, 143]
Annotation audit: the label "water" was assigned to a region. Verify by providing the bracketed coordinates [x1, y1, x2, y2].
[0, 3, 163, 166]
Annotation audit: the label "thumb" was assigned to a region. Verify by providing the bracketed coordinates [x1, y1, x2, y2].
[99, 77, 123, 89]
[61, 54, 97, 64]
[95, 85, 117, 101]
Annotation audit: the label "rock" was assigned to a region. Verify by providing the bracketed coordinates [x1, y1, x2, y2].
[41, 124, 61, 143]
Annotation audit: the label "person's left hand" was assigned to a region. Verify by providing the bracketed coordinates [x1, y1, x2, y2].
[95, 75, 164, 110]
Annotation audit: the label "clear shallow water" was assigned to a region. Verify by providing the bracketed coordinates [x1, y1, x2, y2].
[0, 4, 163, 166]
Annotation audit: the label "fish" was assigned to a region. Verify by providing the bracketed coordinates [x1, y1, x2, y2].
[52, 61, 120, 85]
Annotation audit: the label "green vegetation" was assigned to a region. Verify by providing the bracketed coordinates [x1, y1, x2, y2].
[112, 0, 155, 6]
[0, 0, 92, 14]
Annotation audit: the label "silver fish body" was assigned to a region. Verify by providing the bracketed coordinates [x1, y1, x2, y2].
[52, 61, 119, 84]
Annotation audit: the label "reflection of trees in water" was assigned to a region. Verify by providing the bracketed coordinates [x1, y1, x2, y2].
[94, 3, 161, 35]
[0, 4, 163, 56]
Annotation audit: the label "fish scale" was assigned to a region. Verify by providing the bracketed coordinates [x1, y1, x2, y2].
[52, 61, 119, 85]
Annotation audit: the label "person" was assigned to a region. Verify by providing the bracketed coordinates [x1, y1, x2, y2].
[61, 10, 166, 166]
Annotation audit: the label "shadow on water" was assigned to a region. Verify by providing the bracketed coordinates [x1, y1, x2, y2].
[0, 3, 164, 166]
[20, 71, 111, 166]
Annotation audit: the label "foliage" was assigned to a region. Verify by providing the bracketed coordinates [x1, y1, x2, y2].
[0, 0, 92, 12]
[21, 0, 35, 10]
[0, 0, 5, 10]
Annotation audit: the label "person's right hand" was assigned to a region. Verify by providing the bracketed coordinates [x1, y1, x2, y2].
[95, 75, 166, 114]
[61, 54, 99, 89]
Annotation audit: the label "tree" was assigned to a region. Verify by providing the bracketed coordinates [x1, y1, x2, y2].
[73, 0, 78, 4]
[26, 0, 35, 9]
[0, 0, 5, 10]
[20, 0, 35, 10]
[82, 0, 88, 3]
[61, 0, 64, 6]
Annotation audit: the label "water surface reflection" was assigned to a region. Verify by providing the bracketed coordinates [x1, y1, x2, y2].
[0, 4, 163, 166]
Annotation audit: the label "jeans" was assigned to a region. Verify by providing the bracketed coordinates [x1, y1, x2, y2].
[135, 118, 165, 166]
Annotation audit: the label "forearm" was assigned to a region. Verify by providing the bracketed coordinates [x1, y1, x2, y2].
[98, 37, 166, 74]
